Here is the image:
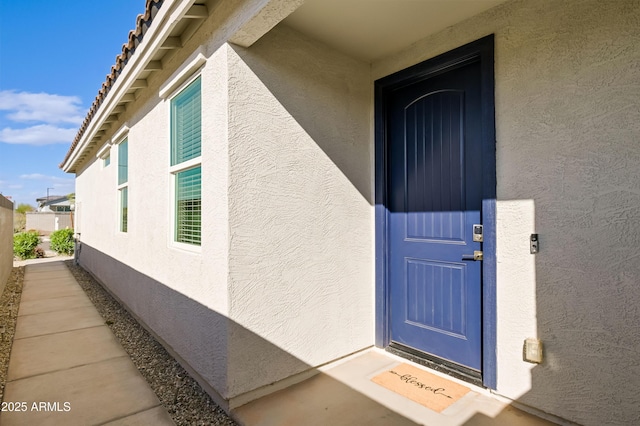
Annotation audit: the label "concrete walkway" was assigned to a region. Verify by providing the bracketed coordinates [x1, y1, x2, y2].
[1, 261, 174, 426]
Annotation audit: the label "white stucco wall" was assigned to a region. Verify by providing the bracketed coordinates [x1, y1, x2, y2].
[373, 0, 640, 424]
[73, 0, 373, 404]
[225, 25, 373, 397]
[0, 195, 13, 294]
[75, 36, 233, 400]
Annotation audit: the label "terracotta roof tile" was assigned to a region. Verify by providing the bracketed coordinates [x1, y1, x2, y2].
[61, 0, 165, 169]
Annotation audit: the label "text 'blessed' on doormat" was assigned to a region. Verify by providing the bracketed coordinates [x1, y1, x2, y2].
[371, 363, 471, 412]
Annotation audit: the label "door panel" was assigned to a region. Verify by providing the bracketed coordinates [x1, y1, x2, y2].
[405, 258, 466, 336]
[387, 60, 483, 370]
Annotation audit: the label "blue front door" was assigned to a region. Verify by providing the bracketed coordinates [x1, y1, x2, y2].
[386, 60, 483, 371]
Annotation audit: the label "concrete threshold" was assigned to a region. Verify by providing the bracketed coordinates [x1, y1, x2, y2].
[233, 349, 558, 426]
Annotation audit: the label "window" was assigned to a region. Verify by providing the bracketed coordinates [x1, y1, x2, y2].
[170, 77, 201, 246]
[120, 187, 128, 232]
[118, 139, 128, 185]
[97, 143, 111, 167]
[175, 166, 201, 245]
[118, 138, 128, 232]
[171, 77, 201, 165]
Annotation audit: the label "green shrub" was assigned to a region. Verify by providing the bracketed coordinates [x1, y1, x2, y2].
[13, 231, 41, 260]
[50, 228, 75, 255]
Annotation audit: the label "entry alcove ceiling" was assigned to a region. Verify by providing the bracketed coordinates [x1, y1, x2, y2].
[283, 0, 508, 62]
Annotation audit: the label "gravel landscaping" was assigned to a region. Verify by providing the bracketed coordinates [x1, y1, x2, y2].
[0, 267, 25, 404]
[0, 261, 238, 425]
[63, 261, 237, 426]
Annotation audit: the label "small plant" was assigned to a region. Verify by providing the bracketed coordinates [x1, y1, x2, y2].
[13, 231, 41, 260]
[13, 213, 26, 233]
[50, 228, 75, 255]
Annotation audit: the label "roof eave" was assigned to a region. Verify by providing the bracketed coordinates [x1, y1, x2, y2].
[62, 0, 208, 173]
[61, 0, 306, 174]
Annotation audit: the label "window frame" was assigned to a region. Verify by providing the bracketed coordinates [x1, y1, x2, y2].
[96, 142, 112, 168]
[116, 137, 129, 234]
[167, 72, 202, 252]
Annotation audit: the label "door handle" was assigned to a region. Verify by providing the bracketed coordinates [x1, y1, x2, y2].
[462, 251, 483, 261]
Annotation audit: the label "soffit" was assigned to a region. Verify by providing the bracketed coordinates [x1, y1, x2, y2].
[283, 0, 508, 62]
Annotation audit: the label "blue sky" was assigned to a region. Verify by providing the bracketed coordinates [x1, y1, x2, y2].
[0, 0, 147, 207]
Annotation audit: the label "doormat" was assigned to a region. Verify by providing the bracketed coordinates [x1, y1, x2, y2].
[371, 363, 471, 412]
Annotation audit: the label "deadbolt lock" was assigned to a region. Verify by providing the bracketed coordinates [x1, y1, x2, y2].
[473, 224, 483, 242]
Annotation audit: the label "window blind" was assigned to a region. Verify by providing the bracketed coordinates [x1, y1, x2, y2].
[175, 166, 201, 245]
[171, 77, 201, 166]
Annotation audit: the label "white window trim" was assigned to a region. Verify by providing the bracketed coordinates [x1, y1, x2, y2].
[169, 156, 201, 175]
[167, 70, 203, 253]
[117, 185, 129, 235]
[169, 170, 202, 254]
[169, 158, 202, 252]
[97, 141, 112, 169]
[116, 136, 129, 234]
[96, 142, 112, 159]
[159, 47, 206, 99]
[112, 124, 130, 145]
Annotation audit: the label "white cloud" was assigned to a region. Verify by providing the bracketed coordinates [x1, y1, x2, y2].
[52, 182, 74, 189]
[18, 174, 74, 190]
[0, 124, 77, 145]
[19, 174, 47, 180]
[0, 91, 84, 125]
[20, 173, 71, 182]
[0, 90, 84, 146]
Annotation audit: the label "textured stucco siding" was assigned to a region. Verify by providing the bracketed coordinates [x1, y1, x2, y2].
[373, 0, 640, 424]
[225, 25, 373, 397]
[72, 0, 373, 404]
[74, 37, 233, 400]
[0, 195, 13, 294]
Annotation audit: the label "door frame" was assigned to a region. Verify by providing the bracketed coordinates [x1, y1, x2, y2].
[374, 35, 497, 389]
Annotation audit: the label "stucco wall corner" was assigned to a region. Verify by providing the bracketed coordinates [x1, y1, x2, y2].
[223, 24, 374, 397]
